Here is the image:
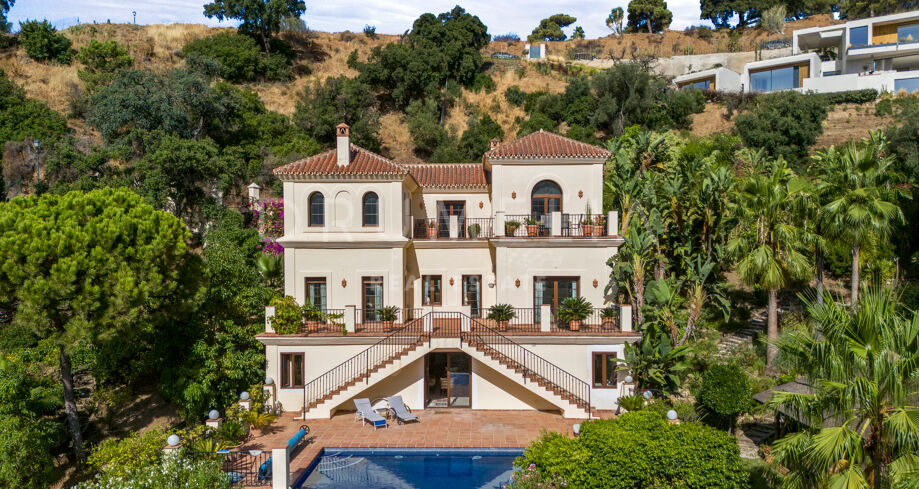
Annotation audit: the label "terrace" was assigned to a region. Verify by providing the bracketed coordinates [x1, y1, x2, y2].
[411, 212, 619, 240]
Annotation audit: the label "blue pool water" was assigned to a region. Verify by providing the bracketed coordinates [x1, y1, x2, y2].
[295, 448, 522, 489]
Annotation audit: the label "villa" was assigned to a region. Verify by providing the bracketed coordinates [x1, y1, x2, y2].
[674, 9, 919, 94]
[256, 124, 638, 421]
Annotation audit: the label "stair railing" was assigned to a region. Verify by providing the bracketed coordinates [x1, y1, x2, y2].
[300, 315, 427, 415]
[465, 315, 592, 417]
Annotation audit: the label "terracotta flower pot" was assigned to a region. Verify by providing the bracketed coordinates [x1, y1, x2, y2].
[506, 224, 519, 236]
[526, 224, 539, 236]
[582, 224, 595, 236]
[306, 320, 319, 333]
[569, 320, 581, 331]
[498, 320, 508, 331]
[593, 224, 604, 236]
[383, 320, 393, 332]
[602, 320, 616, 330]
[426, 227, 437, 238]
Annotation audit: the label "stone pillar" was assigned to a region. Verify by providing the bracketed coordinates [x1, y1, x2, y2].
[265, 306, 276, 333]
[540, 44, 546, 59]
[607, 211, 619, 236]
[460, 305, 472, 332]
[247, 183, 261, 203]
[620, 304, 633, 332]
[449, 215, 459, 239]
[550, 211, 562, 236]
[540, 304, 552, 332]
[344, 305, 356, 333]
[495, 211, 506, 237]
[205, 418, 222, 429]
[271, 447, 289, 489]
[239, 398, 253, 411]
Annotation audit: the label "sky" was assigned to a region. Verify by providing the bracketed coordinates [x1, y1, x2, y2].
[8, 0, 710, 39]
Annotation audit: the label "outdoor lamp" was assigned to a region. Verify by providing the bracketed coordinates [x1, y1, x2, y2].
[240, 391, 250, 400]
[208, 409, 220, 420]
[667, 410, 678, 421]
[265, 376, 274, 385]
[642, 390, 652, 400]
[624, 375, 633, 383]
[167, 434, 180, 446]
[32, 140, 39, 150]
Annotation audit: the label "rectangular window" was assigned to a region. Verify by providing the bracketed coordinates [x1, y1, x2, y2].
[280, 353, 304, 388]
[362, 276, 384, 322]
[750, 66, 800, 92]
[423, 275, 442, 306]
[850, 26, 869, 47]
[592, 352, 617, 388]
[899, 23, 919, 43]
[304, 277, 327, 311]
[683, 79, 711, 90]
[895, 77, 919, 94]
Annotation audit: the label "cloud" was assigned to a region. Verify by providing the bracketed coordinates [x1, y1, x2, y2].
[10, 0, 708, 37]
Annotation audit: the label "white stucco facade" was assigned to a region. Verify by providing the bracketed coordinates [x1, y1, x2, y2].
[258, 127, 639, 419]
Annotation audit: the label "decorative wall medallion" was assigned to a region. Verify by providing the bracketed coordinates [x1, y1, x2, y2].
[515, 279, 520, 288]
[511, 191, 516, 199]
[593, 279, 599, 288]
[449, 277, 454, 286]
[578, 190, 584, 198]
[479, 201, 484, 209]
[341, 279, 347, 288]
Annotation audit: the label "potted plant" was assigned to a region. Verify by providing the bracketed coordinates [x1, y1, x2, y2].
[557, 296, 592, 331]
[600, 305, 617, 329]
[505, 219, 521, 236]
[303, 302, 323, 332]
[377, 305, 399, 331]
[524, 216, 539, 236]
[467, 222, 481, 239]
[486, 303, 516, 331]
[593, 214, 606, 236]
[426, 221, 437, 238]
[582, 204, 595, 236]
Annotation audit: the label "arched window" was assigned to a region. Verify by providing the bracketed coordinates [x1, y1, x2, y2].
[309, 192, 325, 227]
[362, 192, 379, 227]
[531, 180, 562, 216]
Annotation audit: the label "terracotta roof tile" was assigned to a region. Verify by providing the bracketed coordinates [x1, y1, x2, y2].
[273, 145, 406, 178]
[485, 129, 612, 159]
[401, 163, 488, 188]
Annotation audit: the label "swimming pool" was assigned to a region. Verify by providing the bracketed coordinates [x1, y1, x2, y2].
[295, 448, 522, 489]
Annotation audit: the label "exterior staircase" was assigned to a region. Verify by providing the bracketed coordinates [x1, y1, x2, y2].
[298, 312, 593, 419]
[718, 312, 766, 356]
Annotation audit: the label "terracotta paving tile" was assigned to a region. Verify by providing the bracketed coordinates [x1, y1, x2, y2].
[242, 408, 611, 484]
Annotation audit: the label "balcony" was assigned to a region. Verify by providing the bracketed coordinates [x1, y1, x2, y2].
[411, 212, 619, 240]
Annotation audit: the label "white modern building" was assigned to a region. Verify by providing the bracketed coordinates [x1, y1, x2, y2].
[675, 9, 919, 94]
[257, 124, 639, 420]
[674, 67, 742, 92]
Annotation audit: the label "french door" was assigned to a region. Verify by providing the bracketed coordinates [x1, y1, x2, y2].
[425, 352, 471, 408]
[436, 201, 465, 238]
[304, 277, 327, 311]
[362, 276, 383, 322]
[534, 277, 579, 323]
[462, 275, 482, 317]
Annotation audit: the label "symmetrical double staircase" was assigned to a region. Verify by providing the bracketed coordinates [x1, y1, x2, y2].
[298, 312, 593, 419]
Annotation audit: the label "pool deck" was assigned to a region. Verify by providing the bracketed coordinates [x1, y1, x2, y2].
[242, 409, 615, 486]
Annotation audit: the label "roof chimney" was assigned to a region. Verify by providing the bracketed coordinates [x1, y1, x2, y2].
[336, 123, 350, 167]
[490, 138, 500, 150]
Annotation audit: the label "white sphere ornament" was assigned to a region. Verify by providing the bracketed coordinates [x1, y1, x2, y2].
[167, 434, 180, 446]
[642, 390, 653, 400]
[667, 409, 678, 421]
[208, 410, 220, 420]
[264, 376, 274, 385]
[624, 375, 633, 383]
[240, 391, 250, 400]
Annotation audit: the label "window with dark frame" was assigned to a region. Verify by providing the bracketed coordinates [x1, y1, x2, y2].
[423, 275, 442, 306]
[309, 192, 325, 227]
[592, 352, 617, 388]
[363, 192, 379, 227]
[362, 276, 384, 321]
[280, 352, 304, 388]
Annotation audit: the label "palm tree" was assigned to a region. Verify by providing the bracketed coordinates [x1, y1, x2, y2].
[256, 253, 283, 292]
[727, 158, 811, 370]
[769, 287, 919, 489]
[816, 132, 906, 304]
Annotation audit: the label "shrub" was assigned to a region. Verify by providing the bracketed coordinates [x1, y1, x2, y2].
[519, 411, 748, 489]
[487, 303, 516, 322]
[760, 4, 786, 34]
[269, 296, 302, 334]
[617, 394, 645, 412]
[493, 32, 520, 43]
[472, 72, 496, 93]
[0, 414, 56, 489]
[733, 91, 828, 161]
[377, 305, 399, 322]
[0, 71, 68, 142]
[698, 363, 752, 433]
[76, 457, 231, 489]
[817, 88, 878, 105]
[363, 25, 377, 39]
[645, 399, 706, 423]
[183, 32, 262, 82]
[557, 296, 592, 323]
[76, 39, 134, 91]
[87, 429, 168, 478]
[18, 19, 73, 64]
[504, 85, 526, 106]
